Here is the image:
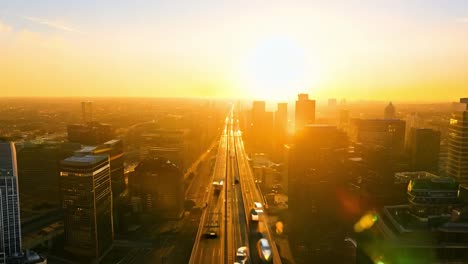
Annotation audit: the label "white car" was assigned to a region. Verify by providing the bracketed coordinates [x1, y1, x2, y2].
[234, 246, 248, 264]
[254, 202, 263, 209]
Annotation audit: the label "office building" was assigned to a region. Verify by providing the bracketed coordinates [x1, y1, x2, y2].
[406, 128, 440, 173]
[75, 139, 125, 232]
[447, 98, 468, 183]
[60, 155, 113, 260]
[288, 125, 348, 262]
[0, 142, 22, 263]
[131, 157, 184, 219]
[295, 94, 315, 132]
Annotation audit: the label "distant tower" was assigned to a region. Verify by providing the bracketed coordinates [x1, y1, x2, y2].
[384, 102, 396, 119]
[60, 155, 113, 260]
[81, 101, 93, 123]
[0, 142, 22, 263]
[295, 94, 316, 132]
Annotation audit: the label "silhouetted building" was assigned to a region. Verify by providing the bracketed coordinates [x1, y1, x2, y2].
[407, 128, 440, 173]
[288, 125, 348, 262]
[131, 158, 184, 219]
[250, 101, 269, 151]
[274, 103, 288, 156]
[351, 119, 406, 155]
[0, 142, 22, 263]
[295, 94, 315, 132]
[384, 102, 396, 119]
[60, 155, 113, 260]
[328, 98, 337, 107]
[67, 122, 114, 146]
[16, 141, 62, 207]
[447, 98, 468, 183]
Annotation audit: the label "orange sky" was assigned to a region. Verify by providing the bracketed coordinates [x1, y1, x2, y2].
[1, 1, 468, 101]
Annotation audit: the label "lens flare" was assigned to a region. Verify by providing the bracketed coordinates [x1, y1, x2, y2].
[354, 211, 378, 233]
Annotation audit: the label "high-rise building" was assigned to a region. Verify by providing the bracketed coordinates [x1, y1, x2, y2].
[75, 139, 125, 232]
[130, 157, 184, 219]
[447, 98, 468, 183]
[274, 103, 288, 140]
[0, 142, 22, 263]
[295, 94, 315, 132]
[75, 139, 125, 199]
[288, 125, 348, 262]
[250, 101, 269, 151]
[384, 102, 396, 119]
[81, 101, 93, 123]
[407, 128, 440, 173]
[60, 155, 113, 260]
[273, 103, 288, 159]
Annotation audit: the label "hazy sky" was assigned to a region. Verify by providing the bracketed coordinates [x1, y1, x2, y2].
[1, 0, 467, 101]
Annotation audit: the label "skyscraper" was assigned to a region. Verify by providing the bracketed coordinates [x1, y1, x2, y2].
[274, 103, 288, 158]
[288, 125, 348, 262]
[0, 142, 22, 263]
[60, 155, 113, 260]
[295, 94, 315, 132]
[447, 98, 468, 182]
[81, 101, 93, 123]
[75, 139, 125, 232]
[275, 103, 288, 139]
[384, 102, 396, 119]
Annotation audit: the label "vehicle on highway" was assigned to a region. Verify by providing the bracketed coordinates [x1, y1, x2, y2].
[234, 177, 239, 184]
[250, 208, 261, 221]
[213, 180, 224, 195]
[257, 238, 272, 263]
[234, 246, 249, 264]
[203, 230, 218, 239]
[254, 202, 263, 209]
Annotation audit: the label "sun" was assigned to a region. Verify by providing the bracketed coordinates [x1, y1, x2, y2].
[237, 36, 320, 101]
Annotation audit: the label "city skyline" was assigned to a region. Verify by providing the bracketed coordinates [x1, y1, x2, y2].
[1, 0, 468, 101]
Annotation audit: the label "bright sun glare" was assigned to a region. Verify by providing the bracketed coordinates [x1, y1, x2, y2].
[238, 36, 320, 101]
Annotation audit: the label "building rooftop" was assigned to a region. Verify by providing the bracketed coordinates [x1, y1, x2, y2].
[62, 155, 107, 166]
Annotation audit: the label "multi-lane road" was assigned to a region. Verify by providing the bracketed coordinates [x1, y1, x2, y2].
[190, 107, 282, 264]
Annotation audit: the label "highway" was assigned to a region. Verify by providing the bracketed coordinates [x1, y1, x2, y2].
[189, 114, 230, 264]
[233, 113, 282, 264]
[190, 107, 282, 264]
